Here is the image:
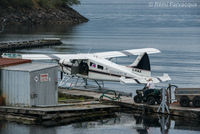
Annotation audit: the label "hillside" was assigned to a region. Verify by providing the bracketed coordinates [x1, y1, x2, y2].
[0, 0, 88, 25]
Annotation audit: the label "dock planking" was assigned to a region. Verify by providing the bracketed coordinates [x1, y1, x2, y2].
[1, 88, 200, 126]
[59, 88, 200, 120]
[0, 38, 62, 51]
[0, 101, 120, 126]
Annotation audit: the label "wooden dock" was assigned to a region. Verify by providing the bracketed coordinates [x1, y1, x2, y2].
[59, 88, 200, 120]
[1, 87, 200, 126]
[0, 38, 62, 51]
[0, 101, 120, 126]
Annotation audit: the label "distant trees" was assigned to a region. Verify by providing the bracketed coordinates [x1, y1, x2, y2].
[38, 0, 80, 8]
[0, 0, 80, 8]
[0, 0, 33, 8]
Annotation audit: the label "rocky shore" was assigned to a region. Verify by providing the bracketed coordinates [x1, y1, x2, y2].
[0, 6, 88, 27]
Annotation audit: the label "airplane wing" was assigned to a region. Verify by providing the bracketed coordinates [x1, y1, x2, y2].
[2, 53, 88, 60]
[94, 48, 160, 59]
[120, 73, 171, 84]
[2, 48, 160, 60]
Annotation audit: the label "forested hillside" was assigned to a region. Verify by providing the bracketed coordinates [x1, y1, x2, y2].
[0, 0, 88, 25]
[0, 0, 80, 8]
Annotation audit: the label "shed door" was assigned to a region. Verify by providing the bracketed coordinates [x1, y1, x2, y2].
[30, 68, 57, 106]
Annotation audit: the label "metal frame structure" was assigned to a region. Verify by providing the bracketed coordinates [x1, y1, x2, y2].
[58, 73, 104, 89]
[157, 88, 170, 114]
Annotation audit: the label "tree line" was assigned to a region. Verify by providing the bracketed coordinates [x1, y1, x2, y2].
[0, 0, 80, 8]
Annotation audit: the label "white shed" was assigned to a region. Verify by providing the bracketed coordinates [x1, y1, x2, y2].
[0, 63, 58, 107]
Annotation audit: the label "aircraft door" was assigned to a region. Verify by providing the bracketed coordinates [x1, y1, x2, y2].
[79, 60, 89, 76]
[70, 60, 89, 76]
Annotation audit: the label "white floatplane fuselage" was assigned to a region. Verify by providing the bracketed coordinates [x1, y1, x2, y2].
[61, 57, 149, 82]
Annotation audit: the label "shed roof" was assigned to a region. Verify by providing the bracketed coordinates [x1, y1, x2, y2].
[1, 62, 58, 72]
[0, 58, 32, 67]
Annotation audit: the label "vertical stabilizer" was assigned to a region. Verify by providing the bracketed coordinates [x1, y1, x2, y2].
[130, 52, 151, 71]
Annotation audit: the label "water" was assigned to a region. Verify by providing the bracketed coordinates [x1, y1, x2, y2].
[0, 0, 200, 133]
[1, 113, 200, 134]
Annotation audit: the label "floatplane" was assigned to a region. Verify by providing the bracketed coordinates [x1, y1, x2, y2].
[2, 48, 171, 88]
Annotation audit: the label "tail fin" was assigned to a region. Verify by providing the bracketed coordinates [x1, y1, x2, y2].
[130, 52, 151, 71]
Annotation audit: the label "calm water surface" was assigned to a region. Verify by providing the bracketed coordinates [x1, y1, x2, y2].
[0, 0, 200, 133]
[1, 113, 200, 134]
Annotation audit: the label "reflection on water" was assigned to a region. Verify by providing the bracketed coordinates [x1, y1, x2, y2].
[2, 24, 76, 34]
[0, 24, 80, 54]
[1, 113, 200, 134]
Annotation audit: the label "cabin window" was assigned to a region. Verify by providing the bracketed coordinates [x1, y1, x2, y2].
[90, 62, 96, 68]
[97, 65, 104, 70]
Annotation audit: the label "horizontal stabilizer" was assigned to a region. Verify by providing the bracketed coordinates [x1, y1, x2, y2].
[156, 73, 171, 83]
[120, 73, 171, 84]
